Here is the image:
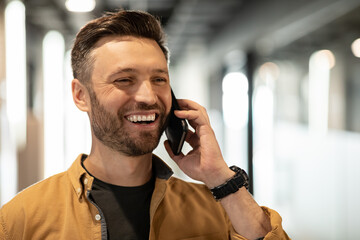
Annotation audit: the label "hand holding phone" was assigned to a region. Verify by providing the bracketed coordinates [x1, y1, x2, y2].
[165, 89, 188, 155]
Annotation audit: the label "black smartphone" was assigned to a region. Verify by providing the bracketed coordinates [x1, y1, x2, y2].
[165, 89, 188, 155]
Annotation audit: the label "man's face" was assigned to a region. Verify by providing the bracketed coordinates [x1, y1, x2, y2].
[87, 36, 171, 156]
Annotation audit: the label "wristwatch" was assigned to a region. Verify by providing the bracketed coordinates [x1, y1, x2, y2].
[210, 166, 249, 200]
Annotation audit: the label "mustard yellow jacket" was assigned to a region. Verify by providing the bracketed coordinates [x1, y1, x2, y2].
[0, 154, 290, 240]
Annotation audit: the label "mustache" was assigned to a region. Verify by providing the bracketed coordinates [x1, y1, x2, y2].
[117, 102, 166, 116]
[131, 102, 162, 111]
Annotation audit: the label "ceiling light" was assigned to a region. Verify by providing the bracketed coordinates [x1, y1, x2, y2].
[65, 0, 96, 12]
[351, 38, 360, 58]
[311, 50, 335, 69]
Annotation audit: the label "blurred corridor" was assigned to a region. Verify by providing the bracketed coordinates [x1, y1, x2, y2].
[1, 0, 360, 239]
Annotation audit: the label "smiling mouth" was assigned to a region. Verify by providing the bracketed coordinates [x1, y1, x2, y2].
[126, 113, 157, 124]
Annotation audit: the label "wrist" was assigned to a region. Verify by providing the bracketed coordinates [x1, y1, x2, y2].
[203, 168, 235, 189]
[209, 166, 250, 201]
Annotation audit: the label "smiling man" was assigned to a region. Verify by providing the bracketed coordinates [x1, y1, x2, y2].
[0, 10, 290, 240]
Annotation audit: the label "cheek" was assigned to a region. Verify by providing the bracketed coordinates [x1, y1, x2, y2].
[103, 92, 130, 111]
[160, 90, 172, 114]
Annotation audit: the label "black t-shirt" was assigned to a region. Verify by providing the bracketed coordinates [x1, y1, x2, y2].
[90, 175, 155, 240]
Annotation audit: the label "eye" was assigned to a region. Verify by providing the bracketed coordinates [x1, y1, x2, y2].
[114, 78, 131, 83]
[113, 78, 133, 86]
[152, 77, 168, 85]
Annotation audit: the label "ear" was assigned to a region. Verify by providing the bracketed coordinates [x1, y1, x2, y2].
[72, 79, 90, 112]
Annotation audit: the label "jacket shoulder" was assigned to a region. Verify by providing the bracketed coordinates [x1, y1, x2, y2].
[0, 171, 70, 238]
[4, 171, 69, 207]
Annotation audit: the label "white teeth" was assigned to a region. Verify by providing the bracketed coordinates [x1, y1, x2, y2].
[127, 114, 156, 123]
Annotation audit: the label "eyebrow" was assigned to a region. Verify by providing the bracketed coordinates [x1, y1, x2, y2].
[108, 67, 169, 79]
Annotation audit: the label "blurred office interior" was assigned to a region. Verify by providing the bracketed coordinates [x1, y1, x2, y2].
[1, 0, 360, 239]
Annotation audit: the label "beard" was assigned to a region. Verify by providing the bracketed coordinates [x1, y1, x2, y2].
[88, 89, 168, 156]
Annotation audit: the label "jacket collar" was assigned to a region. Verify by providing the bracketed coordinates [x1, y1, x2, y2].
[152, 154, 174, 180]
[67, 153, 174, 199]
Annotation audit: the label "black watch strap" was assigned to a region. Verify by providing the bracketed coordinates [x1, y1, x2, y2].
[210, 166, 249, 200]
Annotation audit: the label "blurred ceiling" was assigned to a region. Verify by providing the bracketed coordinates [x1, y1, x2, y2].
[23, 0, 360, 64]
[24, 0, 244, 64]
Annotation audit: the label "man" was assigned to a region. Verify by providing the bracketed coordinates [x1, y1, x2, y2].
[0, 10, 290, 240]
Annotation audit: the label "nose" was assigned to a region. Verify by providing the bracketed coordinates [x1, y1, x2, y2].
[134, 81, 157, 105]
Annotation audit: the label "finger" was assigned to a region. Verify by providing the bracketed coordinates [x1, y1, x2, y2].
[174, 110, 199, 130]
[176, 99, 201, 110]
[177, 99, 209, 119]
[184, 129, 200, 148]
[174, 110, 200, 133]
[175, 99, 210, 123]
[174, 109, 210, 127]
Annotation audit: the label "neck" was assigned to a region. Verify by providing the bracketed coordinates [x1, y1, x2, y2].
[84, 140, 153, 187]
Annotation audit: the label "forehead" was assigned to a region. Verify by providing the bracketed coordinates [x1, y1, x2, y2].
[90, 36, 168, 76]
[92, 35, 166, 61]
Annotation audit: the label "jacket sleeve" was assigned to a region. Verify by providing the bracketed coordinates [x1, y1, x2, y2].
[230, 207, 291, 240]
[0, 207, 9, 240]
[0, 197, 26, 240]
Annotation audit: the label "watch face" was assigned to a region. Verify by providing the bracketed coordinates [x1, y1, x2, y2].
[233, 166, 249, 191]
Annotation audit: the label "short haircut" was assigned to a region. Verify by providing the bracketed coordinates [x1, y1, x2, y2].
[71, 10, 169, 86]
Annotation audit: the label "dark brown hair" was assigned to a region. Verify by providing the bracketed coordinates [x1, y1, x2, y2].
[71, 10, 168, 86]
